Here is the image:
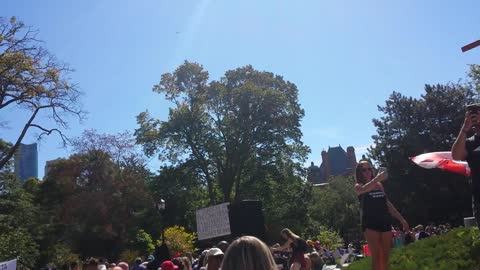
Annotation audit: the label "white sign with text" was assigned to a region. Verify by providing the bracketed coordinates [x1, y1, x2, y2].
[196, 202, 231, 240]
[0, 259, 16, 270]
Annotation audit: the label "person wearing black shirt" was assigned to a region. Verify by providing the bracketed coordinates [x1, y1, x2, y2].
[271, 228, 307, 270]
[355, 161, 409, 270]
[452, 106, 480, 226]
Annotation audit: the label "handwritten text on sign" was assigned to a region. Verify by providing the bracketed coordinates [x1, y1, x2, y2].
[196, 203, 231, 240]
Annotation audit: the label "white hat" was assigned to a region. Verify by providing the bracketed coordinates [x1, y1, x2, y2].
[207, 248, 224, 257]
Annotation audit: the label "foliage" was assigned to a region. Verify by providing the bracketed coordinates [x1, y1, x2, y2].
[0, 16, 84, 170]
[70, 129, 145, 166]
[312, 226, 344, 251]
[348, 228, 480, 270]
[44, 244, 80, 269]
[368, 82, 477, 225]
[118, 249, 139, 265]
[39, 149, 153, 258]
[162, 226, 197, 257]
[0, 229, 39, 270]
[131, 229, 155, 255]
[148, 165, 209, 233]
[308, 175, 361, 242]
[135, 61, 309, 203]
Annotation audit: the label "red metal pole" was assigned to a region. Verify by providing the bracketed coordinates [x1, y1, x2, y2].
[462, 40, 480, 52]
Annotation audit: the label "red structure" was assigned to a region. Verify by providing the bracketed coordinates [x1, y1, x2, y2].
[462, 40, 480, 52]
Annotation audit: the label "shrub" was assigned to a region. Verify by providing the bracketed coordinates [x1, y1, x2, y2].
[131, 229, 155, 255]
[347, 228, 480, 270]
[161, 225, 197, 257]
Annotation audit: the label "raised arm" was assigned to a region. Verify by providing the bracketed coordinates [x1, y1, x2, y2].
[354, 172, 387, 196]
[272, 239, 292, 252]
[452, 112, 475, 161]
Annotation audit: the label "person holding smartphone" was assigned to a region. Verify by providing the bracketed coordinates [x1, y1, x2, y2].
[354, 161, 409, 270]
[452, 103, 480, 226]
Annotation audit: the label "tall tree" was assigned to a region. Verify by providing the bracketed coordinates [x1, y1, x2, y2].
[40, 149, 152, 258]
[135, 61, 309, 203]
[368, 81, 477, 225]
[0, 16, 84, 170]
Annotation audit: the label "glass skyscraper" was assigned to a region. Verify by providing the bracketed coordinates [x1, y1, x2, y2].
[14, 143, 38, 183]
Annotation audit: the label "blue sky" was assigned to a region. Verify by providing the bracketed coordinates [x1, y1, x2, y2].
[2, 0, 479, 178]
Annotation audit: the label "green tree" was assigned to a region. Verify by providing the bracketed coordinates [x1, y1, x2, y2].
[308, 175, 361, 243]
[0, 172, 42, 268]
[135, 61, 309, 203]
[0, 229, 39, 270]
[148, 164, 209, 233]
[0, 17, 84, 170]
[39, 149, 153, 259]
[368, 81, 477, 225]
[131, 229, 155, 255]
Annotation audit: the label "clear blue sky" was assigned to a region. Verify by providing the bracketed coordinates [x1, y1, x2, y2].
[2, 0, 479, 178]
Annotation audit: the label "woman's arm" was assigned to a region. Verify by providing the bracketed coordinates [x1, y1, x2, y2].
[380, 183, 409, 231]
[354, 172, 387, 195]
[272, 239, 292, 252]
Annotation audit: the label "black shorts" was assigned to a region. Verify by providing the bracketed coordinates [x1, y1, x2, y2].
[362, 217, 392, 232]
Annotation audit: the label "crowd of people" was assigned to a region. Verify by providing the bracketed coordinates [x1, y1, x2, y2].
[44, 224, 457, 270]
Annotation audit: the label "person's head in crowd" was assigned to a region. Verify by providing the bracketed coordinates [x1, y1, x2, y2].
[147, 254, 154, 262]
[172, 257, 185, 270]
[117, 262, 129, 270]
[97, 264, 107, 270]
[217, 241, 229, 253]
[180, 256, 192, 270]
[198, 249, 209, 267]
[70, 262, 80, 270]
[161, 260, 179, 270]
[184, 252, 193, 264]
[84, 258, 98, 270]
[355, 161, 374, 184]
[280, 228, 299, 241]
[98, 258, 107, 267]
[108, 263, 116, 270]
[308, 252, 321, 264]
[415, 225, 424, 232]
[221, 236, 277, 270]
[206, 248, 224, 270]
[134, 257, 142, 265]
[314, 241, 321, 251]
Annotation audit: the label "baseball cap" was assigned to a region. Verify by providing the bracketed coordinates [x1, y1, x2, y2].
[207, 248, 224, 257]
[161, 261, 179, 270]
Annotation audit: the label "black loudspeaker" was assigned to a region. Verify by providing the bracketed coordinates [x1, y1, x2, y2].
[229, 200, 265, 240]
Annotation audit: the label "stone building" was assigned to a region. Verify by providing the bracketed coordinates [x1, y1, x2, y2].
[307, 145, 357, 184]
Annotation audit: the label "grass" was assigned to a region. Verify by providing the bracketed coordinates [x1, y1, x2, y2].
[346, 227, 480, 270]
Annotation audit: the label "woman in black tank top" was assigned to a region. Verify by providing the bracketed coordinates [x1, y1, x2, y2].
[354, 161, 409, 270]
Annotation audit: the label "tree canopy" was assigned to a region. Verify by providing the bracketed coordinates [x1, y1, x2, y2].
[135, 61, 310, 203]
[0, 16, 84, 170]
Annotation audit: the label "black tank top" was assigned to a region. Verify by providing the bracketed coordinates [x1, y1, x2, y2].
[359, 189, 390, 222]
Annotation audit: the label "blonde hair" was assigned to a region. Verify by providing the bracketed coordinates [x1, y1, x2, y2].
[221, 236, 277, 270]
[280, 228, 299, 241]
